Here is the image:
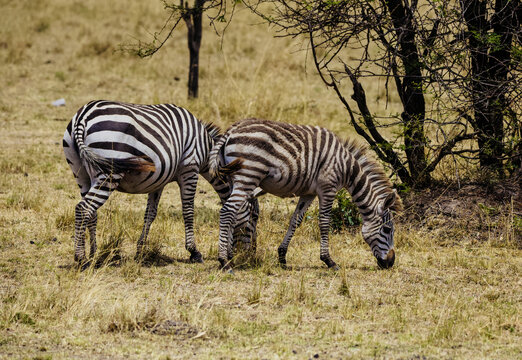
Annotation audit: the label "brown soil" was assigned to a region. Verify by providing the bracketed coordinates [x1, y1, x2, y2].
[400, 175, 522, 247]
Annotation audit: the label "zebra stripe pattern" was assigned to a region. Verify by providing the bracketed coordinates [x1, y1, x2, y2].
[63, 100, 258, 268]
[209, 118, 402, 270]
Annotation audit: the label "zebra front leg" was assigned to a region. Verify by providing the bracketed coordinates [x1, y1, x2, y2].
[135, 189, 163, 261]
[318, 190, 339, 270]
[178, 171, 203, 263]
[278, 195, 315, 269]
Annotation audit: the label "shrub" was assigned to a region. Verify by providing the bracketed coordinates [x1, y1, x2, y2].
[330, 189, 361, 232]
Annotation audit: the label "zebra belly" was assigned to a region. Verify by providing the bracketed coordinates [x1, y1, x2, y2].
[259, 176, 316, 198]
[116, 170, 174, 194]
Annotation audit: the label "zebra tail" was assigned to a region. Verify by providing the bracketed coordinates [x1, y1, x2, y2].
[208, 131, 244, 179]
[208, 133, 228, 179]
[79, 146, 156, 174]
[218, 158, 244, 176]
[72, 106, 155, 174]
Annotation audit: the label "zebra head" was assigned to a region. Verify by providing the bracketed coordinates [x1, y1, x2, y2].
[361, 191, 398, 269]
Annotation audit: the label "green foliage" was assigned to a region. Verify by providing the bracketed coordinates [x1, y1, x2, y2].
[54, 71, 66, 82]
[514, 215, 522, 232]
[330, 189, 361, 232]
[512, 45, 522, 64]
[13, 312, 35, 326]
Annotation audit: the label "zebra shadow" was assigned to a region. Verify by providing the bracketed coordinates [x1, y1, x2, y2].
[58, 251, 178, 271]
[293, 264, 376, 272]
[135, 251, 176, 267]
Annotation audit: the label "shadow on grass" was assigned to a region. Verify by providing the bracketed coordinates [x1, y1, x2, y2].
[229, 250, 265, 271]
[58, 250, 376, 273]
[58, 249, 182, 270]
[137, 250, 176, 267]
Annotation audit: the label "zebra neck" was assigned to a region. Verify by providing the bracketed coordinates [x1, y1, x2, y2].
[349, 183, 382, 222]
[343, 157, 387, 222]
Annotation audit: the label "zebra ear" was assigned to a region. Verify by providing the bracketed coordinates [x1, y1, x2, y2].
[377, 191, 397, 216]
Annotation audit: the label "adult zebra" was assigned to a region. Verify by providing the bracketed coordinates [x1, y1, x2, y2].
[62, 100, 258, 269]
[209, 118, 402, 270]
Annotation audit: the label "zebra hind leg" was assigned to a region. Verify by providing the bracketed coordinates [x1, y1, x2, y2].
[87, 212, 98, 259]
[278, 195, 315, 269]
[74, 174, 121, 271]
[135, 189, 164, 262]
[178, 171, 203, 263]
[318, 190, 339, 270]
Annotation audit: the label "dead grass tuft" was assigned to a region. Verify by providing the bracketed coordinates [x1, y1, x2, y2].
[78, 40, 114, 57]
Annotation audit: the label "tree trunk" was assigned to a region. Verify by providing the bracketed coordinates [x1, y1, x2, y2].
[183, 0, 205, 98]
[385, 0, 430, 187]
[460, 0, 515, 174]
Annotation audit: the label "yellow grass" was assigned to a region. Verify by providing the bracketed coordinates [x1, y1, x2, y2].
[0, 1, 520, 359]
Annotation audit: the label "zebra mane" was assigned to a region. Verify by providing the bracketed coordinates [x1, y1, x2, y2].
[342, 137, 403, 213]
[204, 122, 221, 142]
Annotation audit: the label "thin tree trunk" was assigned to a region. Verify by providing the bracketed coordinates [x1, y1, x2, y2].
[460, 0, 515, 173]
[485, 0, 516, 172]
[385, 0, 430, 187]
[182, 0, 205, 98]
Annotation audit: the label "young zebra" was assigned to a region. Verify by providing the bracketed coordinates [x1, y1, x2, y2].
[209, 118, 403, 270]
[63, 100, 258, 269]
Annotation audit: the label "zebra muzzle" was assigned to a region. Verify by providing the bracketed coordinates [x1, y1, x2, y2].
[377, 249, 395, 269]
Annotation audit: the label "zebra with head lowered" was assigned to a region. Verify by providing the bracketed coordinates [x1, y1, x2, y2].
[63, 100, 258, 269]
[209, 118, 403, 271]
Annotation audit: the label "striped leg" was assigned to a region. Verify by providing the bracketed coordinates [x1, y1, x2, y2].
[318, 189, 339, 270]
[244, 198, 260, 254]
[218, 188, 255, 270]
[249, 200, 259, 254]
[74, 174, 121, 270]
[178, 171, 202, 263]
[278, 195, 315, 268]
[87, 212, 98, 259]
[231, 198, 259, 254]
[136, 189, 163, 259]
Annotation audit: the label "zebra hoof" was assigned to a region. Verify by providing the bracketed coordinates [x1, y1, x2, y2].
[79, 261, 91, 272]
[218, 258, 233, 272]
[189, 251, 203, 264]
[321, 255, 339, 270]
[134, 253, 143, 263]
[329, 264, 340, 271]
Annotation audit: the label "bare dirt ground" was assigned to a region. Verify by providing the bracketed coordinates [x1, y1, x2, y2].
[401, 176, 521, 247]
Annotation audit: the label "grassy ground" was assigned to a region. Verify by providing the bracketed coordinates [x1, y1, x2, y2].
[0, 1, 520, 359]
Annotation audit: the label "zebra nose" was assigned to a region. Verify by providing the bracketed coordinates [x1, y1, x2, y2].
[377, 249, 395, 269]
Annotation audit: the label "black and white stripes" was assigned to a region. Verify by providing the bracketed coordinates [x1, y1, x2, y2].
[63, 100, 257, 268]
[209, 118, 402, 270]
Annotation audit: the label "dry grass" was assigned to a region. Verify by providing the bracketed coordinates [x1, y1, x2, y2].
[0, 1, 520, 359]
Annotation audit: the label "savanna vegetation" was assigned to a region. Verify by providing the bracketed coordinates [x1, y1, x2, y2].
[0, 0, 520, 359]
